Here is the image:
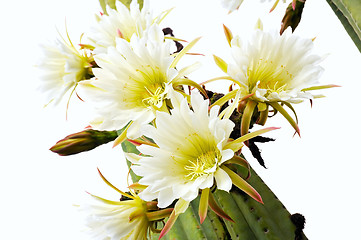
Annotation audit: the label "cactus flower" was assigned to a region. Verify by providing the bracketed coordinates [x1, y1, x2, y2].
[78, 169, 174, 240]
[220, 27, 335, 135]
[79, 25, 201, 141]
[79, 193, 151, 240]
[38, 36, 94, 106]
[131, 91, 273, 209]
[131, 91, 235, 208]
[88, 0, 156, 54]
[228, 29, 324, 104]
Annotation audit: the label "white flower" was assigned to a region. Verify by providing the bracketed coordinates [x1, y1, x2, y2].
[131, 91, 236, 208]
[79, 194, 150, 240]
[38, 39, 92, 105]
[227, 29, 324, 104]
[79, 25, 188, 138]
[88, 0, 153, 53]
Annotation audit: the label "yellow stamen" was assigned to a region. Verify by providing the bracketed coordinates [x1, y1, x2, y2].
[247, 58, 293, 96]
[142, 85, 166, 107]
[184, 150, 220, 181]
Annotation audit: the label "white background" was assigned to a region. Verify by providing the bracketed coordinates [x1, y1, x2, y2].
[1, 0, 360, 239]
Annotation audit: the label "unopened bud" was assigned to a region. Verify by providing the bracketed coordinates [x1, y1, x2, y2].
[280, 0, 306, 35]
[50, 129, 118, 156]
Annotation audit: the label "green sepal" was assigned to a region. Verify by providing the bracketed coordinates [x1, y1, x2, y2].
[224, 127, 279, 152]
[170, 37, 201, 69]
[113, 121, 132, 147]
[241, 100, 257, 137]
[199, 188, 210, 223]
[213, 55, 228, 73]
[146, 209, 173, 222]
[172, 78, 208, 98]
[121, 140, 142, 183]
[257, 105, 269, 126]
[221, 165, 263, 204]
[210, 90, 238, 108]
[301, 84, 340, 91]
[224, 155, 251, 179]
[97, 168, 134, 199]
[208, 192, 234, 222]
[269, 102, 300, 136]
[223, 24, 233, 47]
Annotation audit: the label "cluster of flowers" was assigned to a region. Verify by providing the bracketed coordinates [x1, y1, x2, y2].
[40, 0, 334, 239]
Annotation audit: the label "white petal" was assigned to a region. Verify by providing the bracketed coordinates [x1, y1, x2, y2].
[220, 149, 234, 164]
[214, 168, 232, 192]
[157, 187, 177, 208]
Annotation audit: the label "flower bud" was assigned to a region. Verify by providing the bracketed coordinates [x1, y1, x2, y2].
[50, 129, 118, 156]
[280, 0, 306, 35]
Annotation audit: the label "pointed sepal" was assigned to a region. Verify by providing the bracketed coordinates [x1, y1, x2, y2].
[269, 102, 300, 136]
[128, 182, 148, 191]
[170, 37, 201, 69]
[199, 188, 210, 224]
[97, 168, 135, 199]
[224, 155, 251, 179]
[269, 0, 281, 12]
[113, 121, 133, 148]
[172, 78, 208, 98]
[223, 24, 233, 46]
[254, 18, 263, 30]
[225, 127, 279, 152]
[146, 208, 174, 222]
[301, 84, 341, 91]
[208, 192, 234, 222]
[221, 165, 263, 204]
[159, 199, 189, 239]
[213, 55, 228, 73]
[241, 100, 257, 137]
[210, 90, 238, 108]
[257, 105, 269, 126]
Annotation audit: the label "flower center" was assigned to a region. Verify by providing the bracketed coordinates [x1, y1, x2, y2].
[247, 58, 293, 95]
[132, 64, 169, 109]
[142, 85, 166, 108]
[184, 150, 220, 181]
